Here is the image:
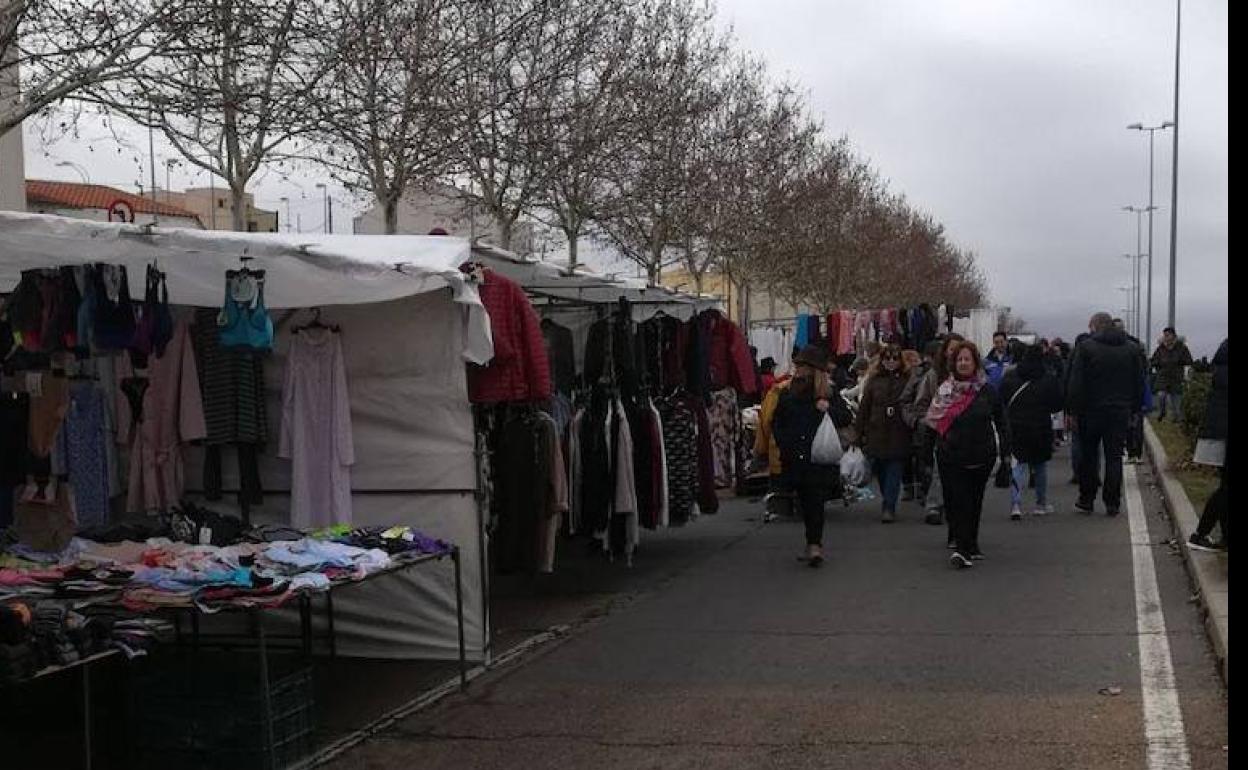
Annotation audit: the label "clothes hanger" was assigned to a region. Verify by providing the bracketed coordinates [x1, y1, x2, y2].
[292, 307, 339, 334]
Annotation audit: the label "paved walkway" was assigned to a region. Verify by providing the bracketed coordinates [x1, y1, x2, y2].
[328, 447, 1227, 769]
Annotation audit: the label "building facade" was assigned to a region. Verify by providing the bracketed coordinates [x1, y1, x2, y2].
[159, 187, 278, 232]
[26, 180, 203, 229]
[660, 267, 802, 325]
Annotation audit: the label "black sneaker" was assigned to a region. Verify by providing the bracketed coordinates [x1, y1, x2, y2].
[947, 538, 957, 550]
[1074, 500, 1094, 515]
[969, 550, 985, 561]
[1188, 534, 1227, 553]
[949, 552, 973, 569]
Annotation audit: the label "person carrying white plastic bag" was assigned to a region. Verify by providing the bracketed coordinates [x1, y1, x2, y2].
[840, 447, 869, 487]
[811, 411, 844, 465]
[772, 345, 851, 568]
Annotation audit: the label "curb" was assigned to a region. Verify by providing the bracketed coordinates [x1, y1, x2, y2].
[1143, 420, 1228, 686]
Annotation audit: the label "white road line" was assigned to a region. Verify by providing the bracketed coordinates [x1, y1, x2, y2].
[1124, 464, 1192, 770]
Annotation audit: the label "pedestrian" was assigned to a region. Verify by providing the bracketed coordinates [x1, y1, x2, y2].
[899, 349, 924, 501]
[760, 357, 778, 395]
[772, 345, 851, 567]
[1189, 338, 1228, 552]
[1066, 312, 1144, 516]
[925, 341, 1011, 568]
[904, 335, 965, 530]
[1151, 327, 1194, 423]
[854, 343, 914, 523]
[984, 331, 1012, 389]
[1000, 345, 1064, 519]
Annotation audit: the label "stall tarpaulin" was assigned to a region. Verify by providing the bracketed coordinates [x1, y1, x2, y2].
[0, 211, 493, 363]
[0, 212, 492, 661]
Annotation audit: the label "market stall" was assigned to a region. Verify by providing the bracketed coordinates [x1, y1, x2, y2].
[0, 211, 493, 663]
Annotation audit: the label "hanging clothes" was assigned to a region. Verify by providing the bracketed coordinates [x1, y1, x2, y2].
[795, 315, 811, 349]
[708, 387, 738, 489]
[115, 320, 207, 513]
[54, 382, 111, 530]
[279, 328, 354, 528]
[192, 308, 268, 505]
[0, 392, 31, 529]
[541, 319, 577, 395]
[648, 401, 669, 528]
[493, 409, 553, 574]
[606, 398, 639, 558]
[699, 310, 758, 396]
[93, 265, 137, 352]
[585, 312, 639, 397]
[656, 395, 697, 526]
[468, 269, 551, 404]
[537, 412, 568, 574]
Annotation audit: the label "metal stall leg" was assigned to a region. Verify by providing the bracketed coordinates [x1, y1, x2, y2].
[256, 614, 276, 770]
[326, 591, 337, 660]
[299, 595, 313, 660]
[453, 547, 467, 690]
[82, 662, 93, 770]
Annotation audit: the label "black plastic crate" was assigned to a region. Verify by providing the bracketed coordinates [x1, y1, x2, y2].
[129, 652, 314, 770]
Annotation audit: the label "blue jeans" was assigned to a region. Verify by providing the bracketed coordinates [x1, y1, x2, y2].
[1011, 460, 1048, 508]
[872, 458, 906, 513]
[1157, 390, 1183, 422]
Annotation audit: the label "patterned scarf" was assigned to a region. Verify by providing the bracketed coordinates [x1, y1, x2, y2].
[924, 373, 986, 437]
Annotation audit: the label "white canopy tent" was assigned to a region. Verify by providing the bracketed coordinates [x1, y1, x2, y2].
[0, 212, 494, 662]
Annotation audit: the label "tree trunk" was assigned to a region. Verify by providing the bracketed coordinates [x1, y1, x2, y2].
[494, 216, 512, 252]
[384, 197, 399, 235]
[230, 183, 247, 231]
[567, 234, 579, 269]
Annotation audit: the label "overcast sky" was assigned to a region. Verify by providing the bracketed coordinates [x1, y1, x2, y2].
[22, 0, 1227, 356]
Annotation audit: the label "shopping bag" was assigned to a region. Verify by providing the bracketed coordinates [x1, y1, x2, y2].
[811, 413, 844, 465]
[840, 447, 869, 488]
[993, 459, 1013, 489]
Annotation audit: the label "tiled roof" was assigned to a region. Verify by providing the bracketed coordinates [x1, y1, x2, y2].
[26, 180, 202, 221]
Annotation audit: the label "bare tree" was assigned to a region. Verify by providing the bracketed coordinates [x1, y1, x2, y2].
[0, 0, 187, 135]
[312, 0, 465, 234]
[440, 0, 599, 253]
[84, 0, 335, 230]
[534, 0, 638, 267]
[594, 0, 728, 283]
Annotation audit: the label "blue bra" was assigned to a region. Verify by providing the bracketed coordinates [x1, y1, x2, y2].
[218, 269, 274, 350]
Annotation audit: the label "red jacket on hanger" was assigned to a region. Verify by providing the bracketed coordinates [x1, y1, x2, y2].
[468, 269, 552, 404]
[704, 310, 758, 395]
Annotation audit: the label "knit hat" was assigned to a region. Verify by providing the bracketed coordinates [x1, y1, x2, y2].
[793, 345, 829, 371]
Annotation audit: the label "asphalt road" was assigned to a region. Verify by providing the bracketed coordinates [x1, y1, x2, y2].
[327, 447, 1228, 769]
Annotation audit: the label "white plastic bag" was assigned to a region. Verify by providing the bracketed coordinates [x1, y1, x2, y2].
[840, 447, 869, 487]
[811, 413, 844, 466]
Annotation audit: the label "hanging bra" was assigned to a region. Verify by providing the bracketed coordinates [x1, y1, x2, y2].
[92, 264, 137, 351]
[218, 270, 274, 350]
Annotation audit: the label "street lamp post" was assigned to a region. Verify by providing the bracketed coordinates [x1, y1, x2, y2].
[315, 183, 328, 234]
[1121, 254, 1139, 333]
[164, 159, 178, 204]
[1122, 206, 1154, 340]
[1127, 121, 1174, 352]
[54, 161, 89, 184]
[1167, 0, 1182, 331]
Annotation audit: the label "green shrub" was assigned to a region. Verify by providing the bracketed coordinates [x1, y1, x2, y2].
[1181, 371, 1212, 443]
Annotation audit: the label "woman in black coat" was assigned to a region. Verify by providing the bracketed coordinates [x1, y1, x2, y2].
[773, 345, 851, 567]
[925, 342, 1011, 568]
[1189, 338, 1228, 551]
[1000, 345, 1065, 519]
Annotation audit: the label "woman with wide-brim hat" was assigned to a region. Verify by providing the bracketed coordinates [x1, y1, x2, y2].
[772, 344, 851, 567]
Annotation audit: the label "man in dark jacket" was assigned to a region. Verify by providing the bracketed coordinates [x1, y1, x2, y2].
[1151, 327, 1194, 422]
[1067, 313, 1145, 516]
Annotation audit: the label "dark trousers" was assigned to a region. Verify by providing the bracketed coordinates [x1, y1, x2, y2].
[1196, 465, 1228, 543]
[203, 444, 265, 506]
[872, 458, 906, 512]
[1078, 409, 1129, 511]
[938, 460, 992, 555]
[786, 465, 832, 546]
[1126, 413, 1144, 458]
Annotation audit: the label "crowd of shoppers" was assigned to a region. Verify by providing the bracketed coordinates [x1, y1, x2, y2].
[751, 313, 1222, 570]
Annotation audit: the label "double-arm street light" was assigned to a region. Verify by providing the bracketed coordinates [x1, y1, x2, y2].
[1127, 121, 1173, 352]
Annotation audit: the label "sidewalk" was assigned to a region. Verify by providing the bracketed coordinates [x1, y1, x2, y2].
[1144, 420, 1229, 685]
